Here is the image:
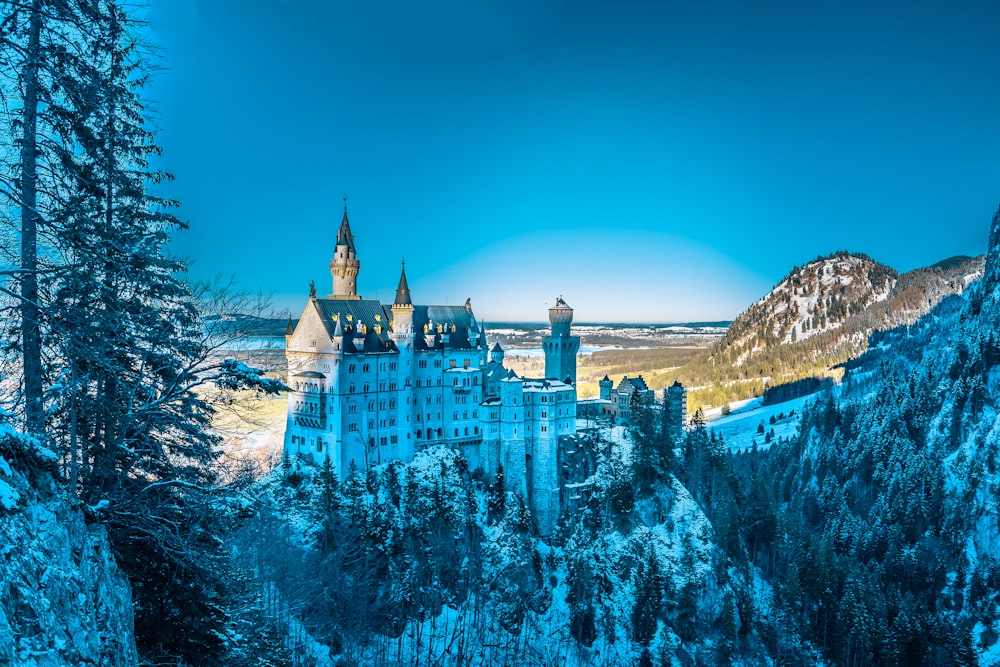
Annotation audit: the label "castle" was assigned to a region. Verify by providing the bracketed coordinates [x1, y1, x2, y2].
[283, 206, 580, 531]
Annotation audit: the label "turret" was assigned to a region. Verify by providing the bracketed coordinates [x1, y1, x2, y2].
[543, 296, 580, 384]
[391, 259, 414, 335]
[599, 374, 613, 400]
[329, 201, 361, 299]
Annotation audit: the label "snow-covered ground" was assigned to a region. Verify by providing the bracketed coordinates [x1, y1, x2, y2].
[706, 394, 817, 451]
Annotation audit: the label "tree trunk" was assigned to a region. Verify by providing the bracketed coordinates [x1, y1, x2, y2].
[20, 0, 44, 436]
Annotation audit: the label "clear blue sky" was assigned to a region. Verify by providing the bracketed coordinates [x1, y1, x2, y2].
[145, 0, 1000, 323]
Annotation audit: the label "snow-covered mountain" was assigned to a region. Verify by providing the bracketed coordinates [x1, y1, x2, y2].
[712, 251, 983, 370]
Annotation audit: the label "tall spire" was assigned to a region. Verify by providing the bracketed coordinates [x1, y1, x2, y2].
[394, 258, 412, 306]
[336, 197, 356, 252]
[330, 197, 361, 299]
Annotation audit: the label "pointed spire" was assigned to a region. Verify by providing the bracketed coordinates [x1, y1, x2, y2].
[336, 197, 356, 252]
[394, 258, 412, 306]
[286, 316, 294, 335]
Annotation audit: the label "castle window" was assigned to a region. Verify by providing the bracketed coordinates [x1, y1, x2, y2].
[474, 426, 479, 434]
[473, 377, 479, 386]
[473, 410, 477, 418]
[437, 428, 442, 437]
[542, 426, 547, 432]
[419, 360, 427, 369]
[417, 429, 422, 438]
[463, 411, 468, 419]
[349, 385, 356, 394]
[434, 360, 442, 368]
[349, 364, 356, 373]
[453, 411, 458, 420]
[363, 363, 370, 372]
[453, 378, 458, 386]
[390, 362, 397, 371]
[426, 397, 431, 405]
[437, 379, 442, 386]
[390, 418, 395, 426]
[380, 363, 385, 371]
[380, 436, 387, 446]
[390, 399, 396, 408]
[417, 414, 421, 422]
[542, 411, 547, 418]
[380, 401, 386, 409]
[454, 429, 459, 436]
[368, 401, 374, 411]
[364, 383, 370, 392]
[436, 396, 441, 404]
[542, 396, 547, 403]
[349, 404, 357, 414]
[348, 423, 357, 432]
[391, 435, 398, 444]
[389, 382, 397, 390]
[317, 440, 323, 452]
[368, 420, 375, 429]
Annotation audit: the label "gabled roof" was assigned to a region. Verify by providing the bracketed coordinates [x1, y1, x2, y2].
[312, 298, 392, 339]
[412, 304, 476, 332]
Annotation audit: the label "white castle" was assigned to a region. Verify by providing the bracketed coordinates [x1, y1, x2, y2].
[283, 205, 580, 531]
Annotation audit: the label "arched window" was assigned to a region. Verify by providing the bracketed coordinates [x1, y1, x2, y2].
[417, 429, 422, 438]
[454, 428, 459, 436]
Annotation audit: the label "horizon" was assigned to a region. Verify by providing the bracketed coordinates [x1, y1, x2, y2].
[145, 1, 1000, 322]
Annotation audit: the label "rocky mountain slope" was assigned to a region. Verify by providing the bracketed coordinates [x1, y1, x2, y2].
[734, 206, 1000, 664]
[681, 252, 985, 405]
[0, 436, 137, 666]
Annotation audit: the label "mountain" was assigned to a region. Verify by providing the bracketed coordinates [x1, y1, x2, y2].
[687, 251, 984, 403]
[730, 206, 1000, 663]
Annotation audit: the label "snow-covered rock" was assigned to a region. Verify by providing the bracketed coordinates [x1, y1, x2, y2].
[0, 485, 137, 666]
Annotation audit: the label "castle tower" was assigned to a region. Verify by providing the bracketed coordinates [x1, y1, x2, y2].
[329, 202, 361, 299]
[599, 374, 613, 400]
[543, 296, 580, 384]
[390, 259, 414, 330]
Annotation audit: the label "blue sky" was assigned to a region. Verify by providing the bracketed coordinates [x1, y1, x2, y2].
[145, 0, 1000, 322]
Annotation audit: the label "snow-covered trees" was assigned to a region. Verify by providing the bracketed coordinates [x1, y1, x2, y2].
[0, 2, 281, 662]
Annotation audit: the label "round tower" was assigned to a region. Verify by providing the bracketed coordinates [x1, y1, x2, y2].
[543, 296, 580, 384]
[330, 201, 361, 299]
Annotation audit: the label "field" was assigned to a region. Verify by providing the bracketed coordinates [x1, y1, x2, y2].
[505, 345, 712, 398]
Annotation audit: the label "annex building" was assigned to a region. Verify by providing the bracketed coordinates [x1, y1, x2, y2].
[283, 206, 580, 531]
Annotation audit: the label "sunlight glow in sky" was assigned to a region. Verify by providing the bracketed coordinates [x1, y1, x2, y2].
[146, 0, 1000, 322]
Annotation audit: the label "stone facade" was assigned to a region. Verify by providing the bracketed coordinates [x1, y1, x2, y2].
[283, 206, 578, 533]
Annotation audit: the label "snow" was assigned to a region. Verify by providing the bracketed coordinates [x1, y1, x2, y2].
[0, 479, 19, 511]
[707, 394, 814, 451]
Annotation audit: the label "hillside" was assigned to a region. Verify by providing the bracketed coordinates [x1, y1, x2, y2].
[731, 207, 1000, 664]
[676, 251, 984, 408]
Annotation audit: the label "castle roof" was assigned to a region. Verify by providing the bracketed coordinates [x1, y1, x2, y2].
[394, 260, 412, 306]
[313, 298, 392, 339]
[336, 204, 356, 252]
[307, 297, 482, 353]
